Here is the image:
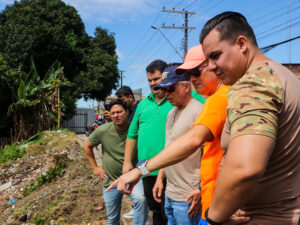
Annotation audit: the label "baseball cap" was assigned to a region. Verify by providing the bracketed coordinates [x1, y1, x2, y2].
[154, 65, 188, 90]
[175, 44, 206, 75]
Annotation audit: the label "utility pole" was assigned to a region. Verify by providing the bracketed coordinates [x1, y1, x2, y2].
[162, 8, 196, 58]
[120, 70, 126, 87]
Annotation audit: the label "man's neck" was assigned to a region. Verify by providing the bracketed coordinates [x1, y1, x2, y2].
[177, 95, 192, 111]
[115, 121, 130, 131]
[246, 47, 270, 73]
[130, 100, 137, 109]
[153, 94, 165, 104]
[207, 81, 223, 96]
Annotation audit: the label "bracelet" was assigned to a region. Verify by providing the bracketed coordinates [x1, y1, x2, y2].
[205, 208, 223, 225]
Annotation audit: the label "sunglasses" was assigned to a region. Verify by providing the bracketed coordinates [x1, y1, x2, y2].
[165, 85, 176, 93]
[185, 64, 208, 79]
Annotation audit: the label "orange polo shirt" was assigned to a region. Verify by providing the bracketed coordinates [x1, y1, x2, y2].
[193, 85, 229, 218]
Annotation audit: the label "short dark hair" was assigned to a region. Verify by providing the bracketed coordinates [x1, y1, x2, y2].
[115, 86, 135, 100]
[167, 62, 181, 67]
[146, 60, 168, 74]
[108, 99, 128, 111]
[200, 11, 258, 46]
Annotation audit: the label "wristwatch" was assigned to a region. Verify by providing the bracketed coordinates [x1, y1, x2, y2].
[205, 208, 223, 225]
[136, 159, 150, 176]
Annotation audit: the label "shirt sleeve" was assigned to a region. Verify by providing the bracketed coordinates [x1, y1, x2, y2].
[194, 88, 228, 139]
[88, 125, 103, 146]
[127, 102, 141, 139]
[227, 66, 284, 140]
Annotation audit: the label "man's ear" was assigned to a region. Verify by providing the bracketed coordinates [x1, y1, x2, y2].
[236, 35, 248, 53]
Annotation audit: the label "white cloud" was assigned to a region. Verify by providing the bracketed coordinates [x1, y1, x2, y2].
[63, 0, 161, 24]
[116, 49, 123, 59]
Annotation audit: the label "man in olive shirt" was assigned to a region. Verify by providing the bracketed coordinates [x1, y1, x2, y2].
[122, 60, 173, 225]
[83, 99, 147, 225]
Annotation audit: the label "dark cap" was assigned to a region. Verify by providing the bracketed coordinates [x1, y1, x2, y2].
[154, 66, 188, 90]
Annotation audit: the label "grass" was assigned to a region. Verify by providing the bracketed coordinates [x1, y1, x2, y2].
[0, 143, 26, 163]
[0, 129, 71, 163]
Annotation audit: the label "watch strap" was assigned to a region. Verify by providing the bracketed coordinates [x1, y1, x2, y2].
[205, 208, 223, 225]
[137, 160, 150, 176]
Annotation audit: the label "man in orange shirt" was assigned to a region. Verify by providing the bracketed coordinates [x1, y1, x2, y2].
[174, 45, 228, 223]
[107, 45, 249, 224]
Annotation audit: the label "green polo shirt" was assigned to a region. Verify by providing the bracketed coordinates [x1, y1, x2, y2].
[127, 93, 173, 176]
[192, 90, 206, 104]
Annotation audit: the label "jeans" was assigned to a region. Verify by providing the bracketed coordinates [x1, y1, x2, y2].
[198, 218, 208, 225]
[103, 180, 148, 225]
[143, 176, 168, 225]
[165, 196, 201, 225]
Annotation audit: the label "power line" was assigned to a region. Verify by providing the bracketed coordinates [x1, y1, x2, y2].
[260, 36, 300, 53]
[257, 18, 300, 41]
[256, 14, 300, 37]
[245, 0, 283, 17]
[253, 3, 300, 29]
[162, 8, 196, 57]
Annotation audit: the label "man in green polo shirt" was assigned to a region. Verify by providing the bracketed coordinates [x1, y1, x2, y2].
[122, 60, 172, 225]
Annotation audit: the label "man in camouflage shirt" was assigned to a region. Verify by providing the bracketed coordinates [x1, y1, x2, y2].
[200, 11, 300, 225]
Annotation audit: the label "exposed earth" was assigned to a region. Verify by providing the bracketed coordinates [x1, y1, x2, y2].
[0, 131, 134, 225]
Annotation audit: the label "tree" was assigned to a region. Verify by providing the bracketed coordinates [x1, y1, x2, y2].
[5, 58, 71, 140]
[0, 0, 119, 102]
[78, 27, 119, 100]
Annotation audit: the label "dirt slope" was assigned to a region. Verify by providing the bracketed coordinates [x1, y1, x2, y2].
[0, 131, 133, 225]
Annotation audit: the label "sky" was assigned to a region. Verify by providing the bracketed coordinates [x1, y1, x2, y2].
[1, 0, 300, 107]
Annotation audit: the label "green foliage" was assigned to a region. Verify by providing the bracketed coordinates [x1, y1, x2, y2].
[61, 90, 77, 120]
[0, 143, 26, 163]
[0, 54, 17, 135]
[0, 0, 119, 136]
[0, 132, 45, 163]
[0, 0, 87, 78]
[31, 215, 45, 225]
[79, 27, 119, 100]
[23, 158, 67, 197]
[0, 0, 119, 102]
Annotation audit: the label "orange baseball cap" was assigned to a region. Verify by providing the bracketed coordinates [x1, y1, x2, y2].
[175, 44, 206, 75]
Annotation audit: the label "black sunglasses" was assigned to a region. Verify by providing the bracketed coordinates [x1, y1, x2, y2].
[185, 64, 208, 79]
[165, 85, 176, 93]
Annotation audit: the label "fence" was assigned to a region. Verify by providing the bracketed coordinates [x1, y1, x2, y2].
[62, 108, 95, 133]
[0, 137, 11, 148]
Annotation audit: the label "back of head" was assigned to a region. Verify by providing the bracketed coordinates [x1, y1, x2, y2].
[200, 11, 257, 46]
[146, 59, 168, 74]
[116, 86, 135, 100]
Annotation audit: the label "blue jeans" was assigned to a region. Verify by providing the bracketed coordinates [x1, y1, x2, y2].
[198, 218, 208, 225]
[165, 196, 201, 225]
[103, 180, 148, 225]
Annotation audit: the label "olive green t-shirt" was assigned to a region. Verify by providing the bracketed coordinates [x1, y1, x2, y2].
[88, 122, 137, 187]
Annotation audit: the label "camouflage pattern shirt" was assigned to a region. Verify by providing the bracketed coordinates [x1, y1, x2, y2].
[223, 61, 300, 225]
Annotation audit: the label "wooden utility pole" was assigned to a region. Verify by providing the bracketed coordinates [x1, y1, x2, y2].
[162, 8, 196, 58]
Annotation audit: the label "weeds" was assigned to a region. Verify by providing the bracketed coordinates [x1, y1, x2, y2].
[32, 214, 45, 225]
[23, 157, 67, 197]
[0, 143, 26, 163]
[0, 129, 70, 163]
